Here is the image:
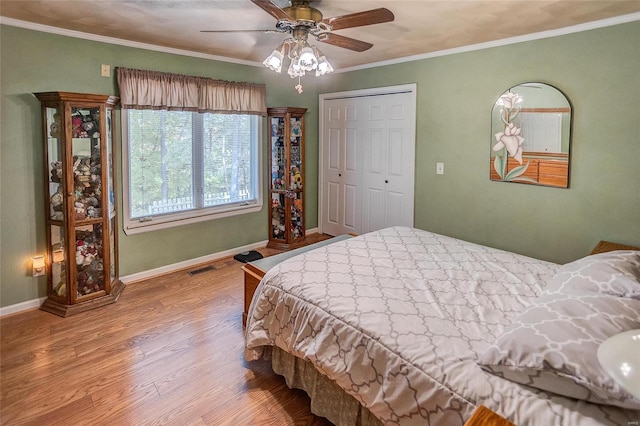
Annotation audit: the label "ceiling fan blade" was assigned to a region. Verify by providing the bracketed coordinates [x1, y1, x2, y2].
[317, 33, 373, 52]
[321, 8, 394, 31]
[200, 29, 282, 33]
[251, 0, 294, 21]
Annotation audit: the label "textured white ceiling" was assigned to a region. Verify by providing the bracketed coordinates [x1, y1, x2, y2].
[1, 1, 639, 70]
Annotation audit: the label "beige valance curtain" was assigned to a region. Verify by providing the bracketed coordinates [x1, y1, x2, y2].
[116, 67, 267, 116]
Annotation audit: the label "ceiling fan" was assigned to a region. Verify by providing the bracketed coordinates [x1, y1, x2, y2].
[201, 0, 394, 92]
[202, 0, 394, 53]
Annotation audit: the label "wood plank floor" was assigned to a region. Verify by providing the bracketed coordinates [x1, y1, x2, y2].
[1, 235, 334, 425]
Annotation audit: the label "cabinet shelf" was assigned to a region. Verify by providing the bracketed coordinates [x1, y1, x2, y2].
[47, 217, 105, 226]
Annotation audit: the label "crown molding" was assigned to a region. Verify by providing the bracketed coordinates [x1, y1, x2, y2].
[338, 12, 640, 73]
[2, 11, 639, 73]
[0, 16, 264, 68]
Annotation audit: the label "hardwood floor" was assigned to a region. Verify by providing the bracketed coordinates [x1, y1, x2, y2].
[1, 235, 334, 425]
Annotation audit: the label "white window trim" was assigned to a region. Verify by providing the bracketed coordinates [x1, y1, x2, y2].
[121, 111, 263, 235]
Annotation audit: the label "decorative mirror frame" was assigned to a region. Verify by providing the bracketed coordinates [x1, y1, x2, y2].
[490, 82, 572, 188]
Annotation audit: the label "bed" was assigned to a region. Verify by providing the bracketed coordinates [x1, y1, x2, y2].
[244, 227, 640, 425]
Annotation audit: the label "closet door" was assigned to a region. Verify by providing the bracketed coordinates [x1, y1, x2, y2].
[320, 88, 415, 236]
[321, 100, 360, 236]
[360, 92, 415, 234]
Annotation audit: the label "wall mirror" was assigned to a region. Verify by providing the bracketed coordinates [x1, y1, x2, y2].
[490, 82, 571, 188]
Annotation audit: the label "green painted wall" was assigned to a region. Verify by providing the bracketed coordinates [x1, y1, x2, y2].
[319, 21, 640, 263]
[2, 21, 639, 309]
[0, 25, 319, 307]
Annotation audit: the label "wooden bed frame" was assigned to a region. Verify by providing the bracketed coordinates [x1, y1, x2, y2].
[590, 240, 640, 254]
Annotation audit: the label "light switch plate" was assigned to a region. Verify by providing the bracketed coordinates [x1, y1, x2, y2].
[101, 64, 110, 77]
[436, 162, 444, 175]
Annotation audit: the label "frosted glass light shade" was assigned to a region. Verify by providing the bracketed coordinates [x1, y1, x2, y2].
[313, 46, 334, 76]
[287, 58, 305, 78]
[316, 55, 334, 76]
[597, 329, 640, 399]
[263, 49, 284, 73]
[298, 45, 317, 71]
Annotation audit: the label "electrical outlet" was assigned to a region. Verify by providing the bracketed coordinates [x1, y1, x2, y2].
[436, 162, 445, 175]
[101, 64, 111, 77]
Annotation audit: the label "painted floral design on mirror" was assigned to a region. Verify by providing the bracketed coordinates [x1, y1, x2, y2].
[492, 91, 532, 182]
[490, 83, 572, 188]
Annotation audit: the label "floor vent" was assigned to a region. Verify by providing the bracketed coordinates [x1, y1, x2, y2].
[188, 265, 216, 276]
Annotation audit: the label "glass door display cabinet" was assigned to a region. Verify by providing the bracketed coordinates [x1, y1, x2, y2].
[267, 107, 307, 250]
[35, 92, 123, 317]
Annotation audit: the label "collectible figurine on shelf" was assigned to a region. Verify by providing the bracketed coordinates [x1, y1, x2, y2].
[290, 166, 302, 190]
[50, 185, 64, 221]
[82, 119, 100, 139]
[290, 119, 301, 137]
[50, 161, 63, 183]
[271, 206, 285, 239]
[72, 114, 83, 138]
[49, 113, 61, 138]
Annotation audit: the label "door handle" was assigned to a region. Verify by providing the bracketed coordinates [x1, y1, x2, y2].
[385, 180, 388, 183]
[339, 173, 342, 177]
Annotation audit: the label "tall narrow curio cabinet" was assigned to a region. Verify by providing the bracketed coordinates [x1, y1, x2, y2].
[35, 92, 124, 317]
[267, 107, 307, 250]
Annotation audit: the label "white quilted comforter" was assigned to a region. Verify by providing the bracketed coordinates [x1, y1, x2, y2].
[245, 227, 636, 425]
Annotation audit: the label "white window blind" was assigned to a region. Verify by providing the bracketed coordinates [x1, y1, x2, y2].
[122, 110, 261, 234]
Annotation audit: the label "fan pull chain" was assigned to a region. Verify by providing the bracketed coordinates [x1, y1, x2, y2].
[295, 76, 303, 94]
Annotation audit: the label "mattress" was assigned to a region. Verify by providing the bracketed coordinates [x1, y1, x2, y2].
[244, 226, 636, 425]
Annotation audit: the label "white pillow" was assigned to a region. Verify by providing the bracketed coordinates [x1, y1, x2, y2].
[477, 291, 640, 409]
[547, 251, 640, 298]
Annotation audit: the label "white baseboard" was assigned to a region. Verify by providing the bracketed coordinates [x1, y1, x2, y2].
[122, 227, 318, 283]
[120, 239, 269, 284]
[1, 228, 321, 316]
[0, 296, 48, 317]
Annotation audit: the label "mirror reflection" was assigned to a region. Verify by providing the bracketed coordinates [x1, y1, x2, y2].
[490, 82, 571, 188]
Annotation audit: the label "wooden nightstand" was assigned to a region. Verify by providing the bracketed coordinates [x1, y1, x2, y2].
[591, 240, 640, 255]
[464, 405, 514, 426]
[241, 262, 267, 326]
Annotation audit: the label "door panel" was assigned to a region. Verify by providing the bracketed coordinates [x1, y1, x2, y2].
[329, 128, 340, 169]
[368, 104, 384, 121]
[388, 129, 403, 177]
[363, 187, 384, 234]
[344, 184, 357, 229]
[387, 191, 405, 229]
[327, 182, 340, 224]
[340, 126, 360, 235]
[345, 129, 357, 171]
[323, 109, 342, 235]
[322, 100, 360, 236]
[367, 128, 384, 175]
[389, 103, 404, 120]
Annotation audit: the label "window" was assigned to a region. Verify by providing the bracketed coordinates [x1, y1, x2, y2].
[122, 110, 262, 234]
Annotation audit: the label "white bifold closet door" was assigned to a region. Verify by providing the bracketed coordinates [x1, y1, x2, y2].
[320, 87, 416, 236]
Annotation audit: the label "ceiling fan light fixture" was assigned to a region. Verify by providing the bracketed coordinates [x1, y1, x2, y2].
[263, 41, 287, 73]
[298, 43, 318, 71]
[287, 57, 305, 78]
[313, 46, 333, 76]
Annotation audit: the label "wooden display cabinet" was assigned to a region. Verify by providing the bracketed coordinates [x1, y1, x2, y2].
[35, 92, 124, 317]
[267, 107, 307, 250]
